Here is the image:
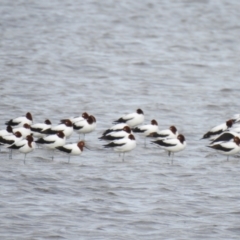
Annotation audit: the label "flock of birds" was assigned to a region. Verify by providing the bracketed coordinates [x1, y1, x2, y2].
[202, 115, 240, 161]
[0, 109, 240, 163]
[0, 109, 186, 163]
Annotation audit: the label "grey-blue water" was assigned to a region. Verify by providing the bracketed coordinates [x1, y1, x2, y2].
[1, 0, 240, 239]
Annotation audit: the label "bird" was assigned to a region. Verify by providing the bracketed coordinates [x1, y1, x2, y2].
[30, 119, 52, 138]
[103, 134, 136, 161]
[202, 119, 234, 140]
[12, 123, 32, 138]
[41, 119, 73, 139]
[61, 112, 89, 124]
[207, 136, 240, 161]
[113, 109, 144, 128]
[101, 123, 129, 136]
[132, 119, 159, 146]
[210, 131, 240, 145]
[8, 135, 36, 163]
[56, 141, 87, 163]
[5, 112, 33, 127]
[151, 134, 186, 163]
[0, 131, 23, 147]
[35, 131, 66, 160]
[73, 115, 96, 139]
[147, 125, 178, 139]
[99, 126, 132, 141]
[0, 131, 23, 159]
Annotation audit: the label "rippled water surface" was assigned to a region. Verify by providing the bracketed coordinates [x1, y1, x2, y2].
[1, 0, 240, 239]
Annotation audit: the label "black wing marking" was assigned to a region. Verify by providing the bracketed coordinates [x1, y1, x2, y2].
[202, 131, 211, 139]
[56, 146, 72, 154]
[8, 144, 24, 149]
[132, 127, 145, 133]
[99, 135, 107, 140]
[148, 132, 169, 138]
[202, 129, 224, 139]
[99, 135, 124, 141]
[35, 138, 55, 144]
[102, 129, 122, 136]
[73, 125, 83, 130]
[208, 144, 233, 152]
[31, 127, 43, 133]
[210, 129, 224, 136]
[41, 129, 58, 135]
[0, 137, 15, 145]
[113, 117, 133, 124]
[102, 129, 113, 136]
[211, 132, 234, 144]
[103, 142, 125, 148]
[152, 140, 177, 147]
[5, 119, 19, 126]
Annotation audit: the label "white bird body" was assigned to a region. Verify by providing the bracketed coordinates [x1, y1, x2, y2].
[99, 126, 132, 141]
[103, 134, 136, 161]
[210, 131, 240, 145]
[152, 134, 186, 158]
[113, 109, 144, 128]
[56, 141, 86, 162]
[8, 135, 36, 154]
[70, 112, 89, 124]
[208, 136, 240, 160]
[102, 123, 128, 136]
[35, 131, 66, 149]
[57, 143, 82, 155]
[42, 120, 73, 139]
[112, 138, 136, 153]
[5, 112, 33, 127]
[30, 119, 52, 138]
[133, 119, 158, 137]
[61, 112, 89, 124]
[148, 126, 178, 139]
[0, 131, 23, 147]
[202, 120, 233, 140]
[73, 115, 96, 136]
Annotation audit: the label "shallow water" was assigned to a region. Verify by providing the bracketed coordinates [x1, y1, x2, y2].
[1, 0, 240, 239]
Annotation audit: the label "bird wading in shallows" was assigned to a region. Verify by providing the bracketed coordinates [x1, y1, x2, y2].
[5, 112, 33, 127]
[56, 141, 88, 163]
[113, 109, 144, 128]
[99, 126, 132, 141]
[35, 131, 66, 160]
[207, 136, 240, 161]
[103, 134, 136, 162]
[151, 134, 186, 163]
[8, 135, 36, 164]
[132, 119, 159, 146]
[201, 119, 234, 140]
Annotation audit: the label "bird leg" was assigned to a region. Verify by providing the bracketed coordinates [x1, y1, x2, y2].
[122, 153, 125, 162]
[9, 149, 13, 159]
[171, 153, 174, 165]
[51, 149, 55, 161]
